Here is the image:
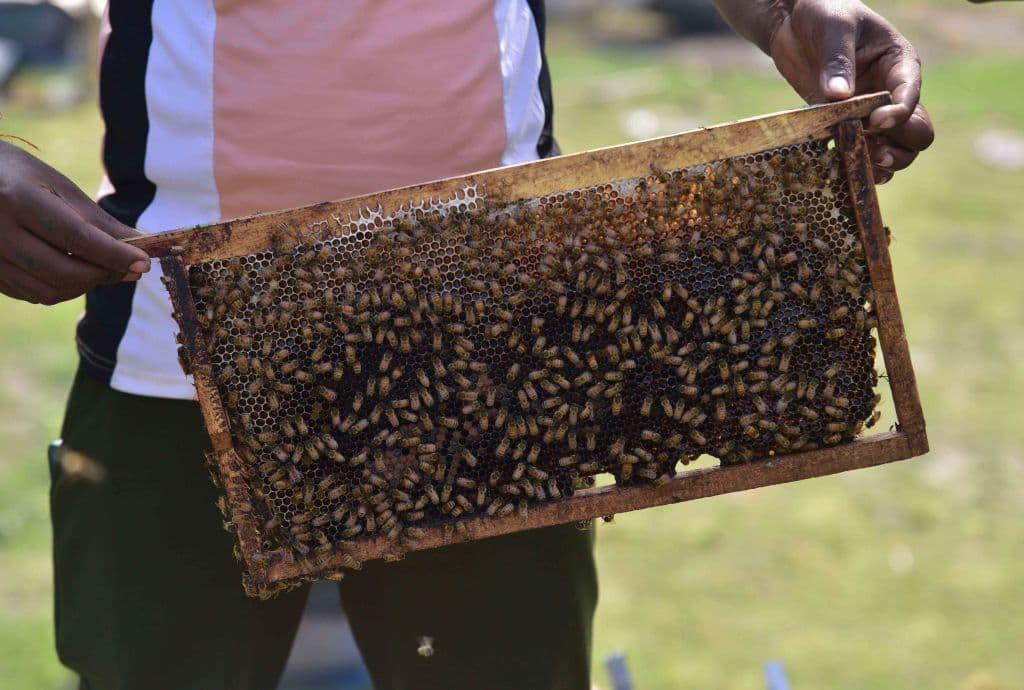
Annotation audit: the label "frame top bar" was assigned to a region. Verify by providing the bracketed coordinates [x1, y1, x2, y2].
[129, 93, 891, 262]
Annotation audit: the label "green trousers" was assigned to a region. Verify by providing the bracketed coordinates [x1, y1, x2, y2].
[51, 370, 598, 690]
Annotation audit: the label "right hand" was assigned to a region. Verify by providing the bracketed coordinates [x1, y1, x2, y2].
[763, 0, 934, 184]
[0, 141, 150, 305]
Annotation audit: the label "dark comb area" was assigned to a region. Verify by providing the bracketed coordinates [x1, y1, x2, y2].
[180, 138, 883, 596]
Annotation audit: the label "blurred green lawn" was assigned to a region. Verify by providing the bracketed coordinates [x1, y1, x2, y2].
[2, 9, 1023, 690]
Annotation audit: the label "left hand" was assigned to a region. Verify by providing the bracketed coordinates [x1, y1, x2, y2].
[766, 0, 935, 183]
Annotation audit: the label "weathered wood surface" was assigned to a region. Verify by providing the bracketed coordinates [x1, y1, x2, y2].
[128, 93, 891, 263]
[159, 257, 233, 451]
[150, 93, 936, 590]
[266, 431, 915, 581]
[837, 120, 929, 456]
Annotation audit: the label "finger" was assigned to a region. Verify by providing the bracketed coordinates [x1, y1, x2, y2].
[815, 10, 857, 100]
[0, 254, 71, 305]
[865, 133, 921, 171]
[0, 220, 133, 292]
[0, 273, 31, 302]
[16, 182, 151, 275]
[878, 145, 918, 173]
[867, 44, 922, 130]
[880, 103, 934, 152]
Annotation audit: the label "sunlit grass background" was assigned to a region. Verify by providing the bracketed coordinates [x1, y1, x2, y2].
[1, 3, 1022, 688]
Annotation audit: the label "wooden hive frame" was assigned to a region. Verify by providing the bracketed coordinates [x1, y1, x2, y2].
[132, 92, 928, 591]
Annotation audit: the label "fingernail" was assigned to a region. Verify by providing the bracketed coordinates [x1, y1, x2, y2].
[879, 152, 894, 168]
[129, 259, 151, 274]
[122, 272, 142, 282]
[827, 76, 851, 95]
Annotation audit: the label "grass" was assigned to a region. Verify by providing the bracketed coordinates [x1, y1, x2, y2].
[0, 81, 98, 689]
[546, 29, 1024, 690]
[1, 10, 1023, 689]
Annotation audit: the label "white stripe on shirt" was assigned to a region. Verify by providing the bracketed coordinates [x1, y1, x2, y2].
[493, 0, 546, 166]
[110, 0, 219, 399]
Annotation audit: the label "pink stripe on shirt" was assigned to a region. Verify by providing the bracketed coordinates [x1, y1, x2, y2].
[211, 0, 508, 220]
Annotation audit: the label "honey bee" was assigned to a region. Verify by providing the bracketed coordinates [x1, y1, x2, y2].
[828, 305, 850, 321]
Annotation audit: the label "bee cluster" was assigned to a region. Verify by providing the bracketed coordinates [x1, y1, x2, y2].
[184, 138, 881, 588]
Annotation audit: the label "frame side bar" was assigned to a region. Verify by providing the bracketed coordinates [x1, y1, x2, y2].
[160, 257, 233, 450]
[836, 121, 928, 456]
[159, 259, 275, 584]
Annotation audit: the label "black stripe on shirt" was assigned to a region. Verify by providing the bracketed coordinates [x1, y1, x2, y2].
[76, 0, 157, 385]
[526, 0, 559, 158]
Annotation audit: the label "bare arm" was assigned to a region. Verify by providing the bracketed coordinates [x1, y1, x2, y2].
[714, 0, 935, 183]
[0, 141, 150, 305]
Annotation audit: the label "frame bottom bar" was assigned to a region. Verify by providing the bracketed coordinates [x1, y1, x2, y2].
[266, 430, 921, 582]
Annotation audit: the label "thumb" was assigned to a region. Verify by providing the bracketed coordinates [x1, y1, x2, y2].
[817, 14, 857, 101]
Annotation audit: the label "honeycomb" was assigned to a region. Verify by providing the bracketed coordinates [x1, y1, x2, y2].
[180, 138, 882, 594]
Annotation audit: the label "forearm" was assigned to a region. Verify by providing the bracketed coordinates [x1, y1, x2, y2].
[713, 0, 791, 54]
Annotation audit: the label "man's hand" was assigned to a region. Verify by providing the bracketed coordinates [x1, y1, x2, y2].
[715, 0, 935, 183]
[0, 141, 150, 305]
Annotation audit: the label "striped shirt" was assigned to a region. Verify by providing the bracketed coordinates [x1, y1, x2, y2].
[78, 0, 556, 399]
